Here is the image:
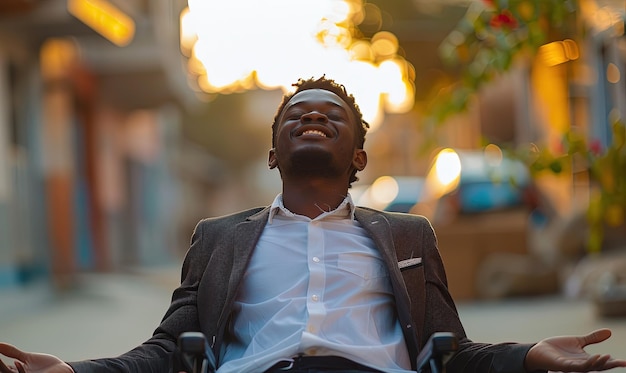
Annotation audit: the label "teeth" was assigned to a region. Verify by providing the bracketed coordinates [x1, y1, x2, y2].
[301, 130, 326, 137]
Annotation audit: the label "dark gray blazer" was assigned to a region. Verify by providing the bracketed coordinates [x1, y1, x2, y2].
[70, 206, 536, 373]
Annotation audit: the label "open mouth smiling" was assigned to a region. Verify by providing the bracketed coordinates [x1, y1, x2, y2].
[294, 125, 333, 139]
[300, 129, 326, 137]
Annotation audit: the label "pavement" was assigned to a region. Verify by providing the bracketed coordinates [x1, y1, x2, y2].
[1, 266, 625, 371]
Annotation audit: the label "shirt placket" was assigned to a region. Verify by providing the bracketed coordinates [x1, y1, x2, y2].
[305, 219, 326, 342]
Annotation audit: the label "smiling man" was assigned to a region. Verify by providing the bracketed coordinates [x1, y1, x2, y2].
[269, 86, 367, 218]
[1, 76, 625, 373]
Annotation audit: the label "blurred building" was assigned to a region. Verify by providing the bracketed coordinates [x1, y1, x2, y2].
[407, 0, 626, 300]
[0, 0, 216, 291]
[342, 0, 626, 300]
[0, 0, 624, 302]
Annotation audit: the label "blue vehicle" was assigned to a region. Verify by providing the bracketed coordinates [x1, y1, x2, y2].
[354, 147, 533, 218]
[414, 147, 533, 220]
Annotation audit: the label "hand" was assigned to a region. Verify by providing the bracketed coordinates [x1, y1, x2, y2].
[0, 343, 73, 373]
[525, 329, 626, 372]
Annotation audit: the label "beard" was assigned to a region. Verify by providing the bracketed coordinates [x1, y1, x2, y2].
[281, 148, 342, 179]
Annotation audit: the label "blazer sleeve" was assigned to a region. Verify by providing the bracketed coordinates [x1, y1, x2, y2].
[68, 221, 209, 373]
[416, 216, 542, 373]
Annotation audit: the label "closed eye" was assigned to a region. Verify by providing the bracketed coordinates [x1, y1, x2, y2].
[285, 111, 304, 120]
[327, 111, 347, 121]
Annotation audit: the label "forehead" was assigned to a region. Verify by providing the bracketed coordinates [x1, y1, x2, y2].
[283, 89, 352, 113]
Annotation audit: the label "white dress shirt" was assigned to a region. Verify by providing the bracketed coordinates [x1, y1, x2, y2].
[217, 194, 413, 373]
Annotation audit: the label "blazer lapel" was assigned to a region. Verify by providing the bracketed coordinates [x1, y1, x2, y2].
[220, 207, 270, 322]
[354, 208, 398, 267]
[354, 207, 421, 363]
[230, 207, 269, 289]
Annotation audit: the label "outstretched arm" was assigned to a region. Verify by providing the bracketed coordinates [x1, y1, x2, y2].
[525, 329, 626, 372]
[0, 343, 73, 373]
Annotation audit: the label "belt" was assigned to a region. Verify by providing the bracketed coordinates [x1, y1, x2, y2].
[264, 355, 382, 372]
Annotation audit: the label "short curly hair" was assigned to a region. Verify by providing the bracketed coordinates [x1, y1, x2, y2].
[271, 76, 370, 186]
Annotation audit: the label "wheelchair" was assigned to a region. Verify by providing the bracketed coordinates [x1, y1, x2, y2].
[175, 331, 458, 373]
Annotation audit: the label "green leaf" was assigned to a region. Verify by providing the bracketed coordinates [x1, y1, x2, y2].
[548, 159, 564, 173]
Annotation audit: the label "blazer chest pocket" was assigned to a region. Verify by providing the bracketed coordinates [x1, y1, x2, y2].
[398, 257, 423, 272]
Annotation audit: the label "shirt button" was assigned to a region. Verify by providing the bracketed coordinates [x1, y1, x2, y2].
[311, 294, 319, 302]
[312, 256, 320, 263]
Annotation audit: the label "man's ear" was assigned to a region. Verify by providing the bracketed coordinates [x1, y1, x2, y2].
[268, 148, 278, 169]
[352, 149, 367, 171]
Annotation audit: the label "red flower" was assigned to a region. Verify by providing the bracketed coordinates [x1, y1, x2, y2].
[589, 139, 603, 156]
[489, 10, 518, 29]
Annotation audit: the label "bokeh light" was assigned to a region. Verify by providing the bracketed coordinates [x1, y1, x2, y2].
[370, 176, 400, 205]
[180, 0, 415, 130]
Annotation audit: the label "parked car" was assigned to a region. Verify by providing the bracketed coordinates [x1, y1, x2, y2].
[353, 147, 533, 217]
[410, 147, 560, 300]
[411, 147, 533, 222]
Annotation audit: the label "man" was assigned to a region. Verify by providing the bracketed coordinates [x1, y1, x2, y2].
[1, 76, 625, 373]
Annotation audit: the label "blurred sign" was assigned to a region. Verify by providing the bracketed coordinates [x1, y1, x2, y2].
[67, 0, 135, 47]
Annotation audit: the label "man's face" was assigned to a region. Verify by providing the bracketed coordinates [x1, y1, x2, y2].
[269, 89, 366, 181]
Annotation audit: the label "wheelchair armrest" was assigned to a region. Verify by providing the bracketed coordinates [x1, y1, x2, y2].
[416, 332, 459, 373]
[175, 331, 457, 373]
[177, 332, 216, 373]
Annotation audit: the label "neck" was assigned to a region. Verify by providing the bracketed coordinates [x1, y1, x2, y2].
[281, 177, 350, 219]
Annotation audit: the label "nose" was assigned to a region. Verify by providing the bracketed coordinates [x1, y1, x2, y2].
[301, 111, 328, 123]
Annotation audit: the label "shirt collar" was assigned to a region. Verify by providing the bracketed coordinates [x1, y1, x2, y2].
[268, 193, 356, 224]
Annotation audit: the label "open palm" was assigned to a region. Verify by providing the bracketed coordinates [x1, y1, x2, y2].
[0, 343, 72, 373]
[526, 329, 626, 372]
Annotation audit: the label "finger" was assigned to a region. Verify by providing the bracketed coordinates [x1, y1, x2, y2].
[582, 354, 603, 371]
[13, 362, 24, 373]
[564, 353, 602, 371]
[581, 329, 612, 346]
[574, 353, 623, 372]
[589, 354, 611, 370]
[593, 355, 626, 371]
[0, 345, 24, 362]
[599, 357, 626, 370]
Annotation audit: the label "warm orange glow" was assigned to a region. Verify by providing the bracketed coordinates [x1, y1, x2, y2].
[179, 7, 196, 56]
[607, 63, 621, 84]
[40, 38, 79, 79]
[371, 176, 400, 205]
[562, 39, 579, 60]
[67, 0, 135, 47]
[434, 149, 462, 190]
[180, 0, 415, 130]
[483, 144, 503, 167]
[371, 31, 398, 59]
[533, 41, 571, 147]
[538, 40, 579, 67]
[422, 148, 461, 201]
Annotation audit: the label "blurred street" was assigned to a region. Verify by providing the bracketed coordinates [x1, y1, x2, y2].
[0, 267, 179, 362]
[1, 1, 625, 372]
[1, 266, 626, 371]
